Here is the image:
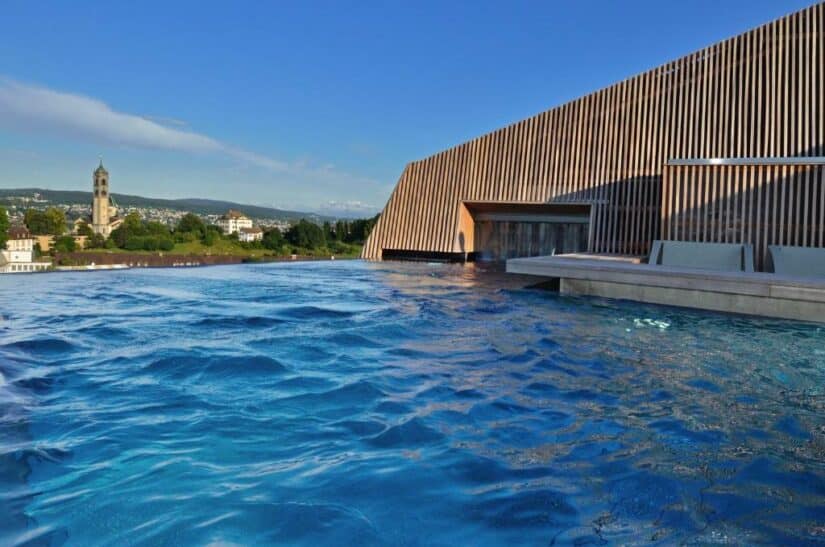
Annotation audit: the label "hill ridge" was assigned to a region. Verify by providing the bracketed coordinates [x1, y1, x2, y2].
[0, 188, 331, 221]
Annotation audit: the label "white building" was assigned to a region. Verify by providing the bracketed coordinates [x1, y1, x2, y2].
[238, 226, 263, 242]
[1, 226, 51, 273]
[216, 210, 253, 235]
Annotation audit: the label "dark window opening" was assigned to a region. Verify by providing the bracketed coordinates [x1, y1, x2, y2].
[474, 220, 589, 262]
[382, 249, 472, 262]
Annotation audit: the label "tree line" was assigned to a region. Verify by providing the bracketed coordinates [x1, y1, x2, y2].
[0, 207, 9, 249]
[7, 206, 378, 256]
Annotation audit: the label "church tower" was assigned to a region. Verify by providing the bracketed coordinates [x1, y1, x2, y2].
[92, 160, 110, 236]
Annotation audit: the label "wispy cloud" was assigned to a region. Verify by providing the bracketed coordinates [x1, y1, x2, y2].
[0, 77, 389, 211]
[140, 115, 190, 128]
[0, 77, 287, 171]
[318, 200, 380, 217]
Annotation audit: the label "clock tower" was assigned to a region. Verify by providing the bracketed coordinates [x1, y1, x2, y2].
[92, 160, 111, 236]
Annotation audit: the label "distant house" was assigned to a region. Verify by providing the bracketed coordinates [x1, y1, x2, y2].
[216, 210, 253, 235]
[33, 234, 88, 252]
[72, 217, 90, 234]
[238, 226, 263, 243]
[34, 234, 54, 252]
[1, 226, 51, 273]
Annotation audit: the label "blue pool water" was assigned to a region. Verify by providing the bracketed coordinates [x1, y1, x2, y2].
[0, 261, 823, 545]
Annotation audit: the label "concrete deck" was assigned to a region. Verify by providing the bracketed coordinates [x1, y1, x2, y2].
[506, 254, 825, 323]
[548, 253, 643, 264]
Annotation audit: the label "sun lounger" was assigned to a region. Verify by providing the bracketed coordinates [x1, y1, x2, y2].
[648, 240, 754, 272]
[766, 245, 825, 278]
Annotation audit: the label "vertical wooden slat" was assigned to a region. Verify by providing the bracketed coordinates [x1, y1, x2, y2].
[816, 165, 825, 247]
[750, 25, 759, 157]
[752, 165, 759, 257]
[803, 9, 808, 155]
[364, 5, 824, 263]
[820, 2, 824, 157]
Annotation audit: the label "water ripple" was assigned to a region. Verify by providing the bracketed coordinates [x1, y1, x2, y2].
[0, 261, 823, 545]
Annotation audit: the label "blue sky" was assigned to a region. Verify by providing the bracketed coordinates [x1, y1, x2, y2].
[0, 1, 812, 215]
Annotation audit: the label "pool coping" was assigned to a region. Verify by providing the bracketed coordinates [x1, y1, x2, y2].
[506, 255, 825, 322]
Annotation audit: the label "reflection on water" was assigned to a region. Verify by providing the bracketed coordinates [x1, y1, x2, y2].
[0, 261, 823, 545]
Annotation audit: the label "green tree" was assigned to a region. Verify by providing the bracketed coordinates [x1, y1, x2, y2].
[329, 240, 350, 254]
[87, 233, 106, 248]
[175, 213, 205, 236]
[323, 221, 334, 242]
[24, 207, 66, 235]
[110, 212, 145, 248]
[262, 227, 285, 251]
[44, 207, 67, 235]
[0, 206, 9, 249]
[136, 235, 173, 251]
[109, 225, 128, 247]
[76, 220, 94, 237]
[24, 209, 47, 234]
[145, 221, 171, 237]
[346, 214, 379, 243]
[334, 220, 347, 241]
[123, 212, 143, 232]
[285, 219, 325, 249]
[52, 235, 76, 253]
[124, 236, 144, 251]
[142, 237, 160, 251]
[158, 237, 174, 251]
[202, 226, 221, 246]
[174, 230, 198, 243]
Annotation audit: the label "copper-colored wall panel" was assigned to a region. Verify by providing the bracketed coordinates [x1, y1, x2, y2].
[364, 4, 824, 260]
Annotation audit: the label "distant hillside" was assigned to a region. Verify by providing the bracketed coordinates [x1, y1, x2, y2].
[0, 188, 332, 221]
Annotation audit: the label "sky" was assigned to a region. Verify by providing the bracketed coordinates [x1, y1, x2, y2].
[0, 0, 813, 216]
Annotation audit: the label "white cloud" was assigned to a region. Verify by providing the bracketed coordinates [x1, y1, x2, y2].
[0, 77, 288, 170]
[0, 77, 391, 211]
[317, 199, 380, 217]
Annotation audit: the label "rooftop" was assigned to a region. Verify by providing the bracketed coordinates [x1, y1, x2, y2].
[7, 225, 31, 240]
[220, 209, 249, 220]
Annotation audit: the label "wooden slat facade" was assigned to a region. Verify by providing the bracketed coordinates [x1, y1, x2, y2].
[662, 162, 825, 270]
[363, 3, 825, 261]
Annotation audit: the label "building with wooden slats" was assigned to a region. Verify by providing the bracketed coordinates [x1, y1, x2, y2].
[363, 3, 825, 269]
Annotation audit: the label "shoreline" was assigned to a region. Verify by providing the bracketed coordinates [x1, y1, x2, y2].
[12, 253, 357, 274]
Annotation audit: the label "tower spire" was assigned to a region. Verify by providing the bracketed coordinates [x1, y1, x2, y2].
[94, 157, 108, 175]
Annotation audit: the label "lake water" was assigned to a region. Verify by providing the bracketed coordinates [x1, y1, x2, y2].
[0, 261, 823, 545]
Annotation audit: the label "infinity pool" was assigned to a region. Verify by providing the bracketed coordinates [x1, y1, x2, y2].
[1, 261, 823, 545]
